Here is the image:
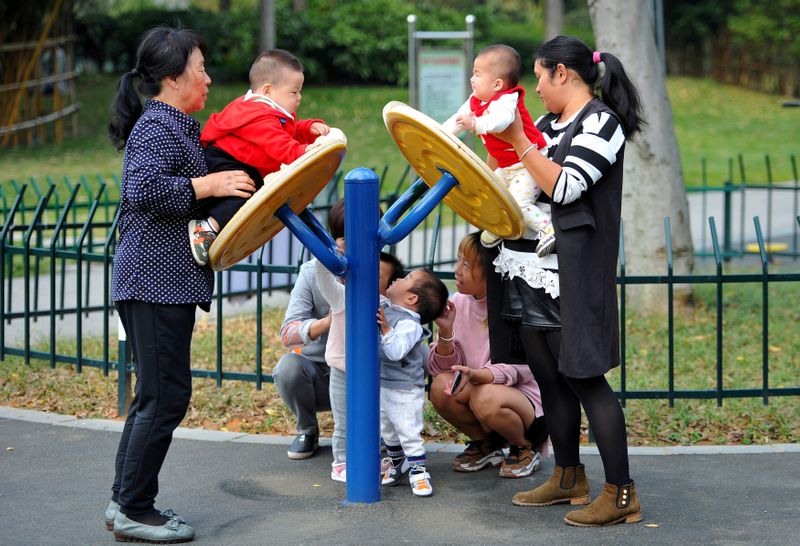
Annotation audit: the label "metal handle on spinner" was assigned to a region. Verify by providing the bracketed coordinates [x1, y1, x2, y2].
[379, 173, 459, 246]
[275, 205, 346, 276]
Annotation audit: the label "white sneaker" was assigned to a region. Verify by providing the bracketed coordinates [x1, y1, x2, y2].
[480, 230, 502, 248]
[409, 464, 433, 497]
[331, 462, 346, 483]
[188, 218, 217, 266]
[535, 224, 556, 257]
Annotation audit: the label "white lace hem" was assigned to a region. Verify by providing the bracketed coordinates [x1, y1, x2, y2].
[493, 249, 560, 299]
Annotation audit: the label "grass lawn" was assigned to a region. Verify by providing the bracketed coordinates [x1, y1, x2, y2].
[1, 74, 797, 192]
[1, 72, 798, 446]
[1, 264, 797, 446]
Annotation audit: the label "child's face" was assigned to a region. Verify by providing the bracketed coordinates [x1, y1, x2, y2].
[470, 54, 505, 102]
[385, 269, 424, 310]
[264, 68, 304, 114]
[454, 251, 485, 298]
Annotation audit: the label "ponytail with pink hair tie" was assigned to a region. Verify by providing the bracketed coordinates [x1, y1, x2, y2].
[592, 51, 602, 64]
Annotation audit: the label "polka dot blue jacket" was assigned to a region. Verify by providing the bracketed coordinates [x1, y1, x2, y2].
[112, 99, 213, 310]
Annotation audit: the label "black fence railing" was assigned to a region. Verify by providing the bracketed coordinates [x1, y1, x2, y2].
[2, 164, 799, 415]
[690, 153, 798, 259]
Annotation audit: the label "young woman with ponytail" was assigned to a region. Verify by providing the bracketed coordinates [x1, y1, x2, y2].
[105, 25, 254, 543]
[485, 34, 646, 527]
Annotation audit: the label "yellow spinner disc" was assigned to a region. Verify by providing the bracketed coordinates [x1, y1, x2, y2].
[382, 101, 524, 239]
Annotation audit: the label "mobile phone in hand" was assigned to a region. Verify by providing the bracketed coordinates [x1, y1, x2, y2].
[449, 370, 463, 395]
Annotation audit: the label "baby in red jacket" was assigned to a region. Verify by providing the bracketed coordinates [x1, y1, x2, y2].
[189, 49, 330, 266]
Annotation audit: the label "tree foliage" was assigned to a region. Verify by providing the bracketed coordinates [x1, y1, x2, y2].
[666, 0, 800, 62]
[727, 0, 800, 59]
[71, 0, 596, 84]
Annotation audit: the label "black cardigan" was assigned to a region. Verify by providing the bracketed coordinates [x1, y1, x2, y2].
[545, 99, 625, 378]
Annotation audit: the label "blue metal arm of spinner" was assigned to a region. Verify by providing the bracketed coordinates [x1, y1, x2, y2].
[275, 204, 347, 276]
[379, 171, 459, 246]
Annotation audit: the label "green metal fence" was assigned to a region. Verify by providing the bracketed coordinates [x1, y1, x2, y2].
[691, 153, 799, 260]
[2, 164, 799, 415]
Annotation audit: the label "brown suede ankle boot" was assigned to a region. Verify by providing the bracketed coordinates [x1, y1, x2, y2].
[512, 464, 591, 507]
[564, 481, 643, 527]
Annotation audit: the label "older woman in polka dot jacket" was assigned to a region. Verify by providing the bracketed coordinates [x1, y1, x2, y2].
[104, 26, 255, 544]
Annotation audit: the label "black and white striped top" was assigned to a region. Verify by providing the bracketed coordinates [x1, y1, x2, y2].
[492, 106, 626, 298]
[537, 109, 626, 205]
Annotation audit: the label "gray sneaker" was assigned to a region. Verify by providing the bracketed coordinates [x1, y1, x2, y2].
[535, 224, 556, 257]
[287, 433, 319, 460]
[452, 439, 505, 472]
[499, 446, 542, 478]
[381, 457, 411, 486]
[104, 500, 119, 531]
[113, 511, 194, 543]
[480, 230, 503, 248]
[188, 219, 217, 267]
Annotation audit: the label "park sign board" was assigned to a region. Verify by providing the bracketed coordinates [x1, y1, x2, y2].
[418, 48, 468, 124]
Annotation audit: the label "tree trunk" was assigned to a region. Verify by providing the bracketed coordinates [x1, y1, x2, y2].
[546, 0, 564, 40]
[219, 0, 231, 12]
[589, 0, 694, 312]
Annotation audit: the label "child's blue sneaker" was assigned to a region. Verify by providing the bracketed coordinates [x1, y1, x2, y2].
[381, 457, 410, 486]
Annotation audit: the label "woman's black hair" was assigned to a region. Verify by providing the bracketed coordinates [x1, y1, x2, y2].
[327, 198, 345, 240]
[535, 35, 645, 140]
[108, 26, 208, 150]
[379, 251, 406, 287]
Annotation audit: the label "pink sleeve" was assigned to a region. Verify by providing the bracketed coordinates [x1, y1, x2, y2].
[427, 341, 467, 376]
[486, 362, 535, 386]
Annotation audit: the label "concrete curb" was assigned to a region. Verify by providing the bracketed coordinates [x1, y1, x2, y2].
[2, 405, 796, 454]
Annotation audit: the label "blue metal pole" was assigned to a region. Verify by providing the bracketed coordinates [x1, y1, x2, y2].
[344, 167, 381, 503]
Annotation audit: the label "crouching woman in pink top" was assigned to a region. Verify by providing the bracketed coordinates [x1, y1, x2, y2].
[428, 232, 548, 478]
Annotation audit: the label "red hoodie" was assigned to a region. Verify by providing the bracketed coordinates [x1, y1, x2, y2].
[200, 95, 324, 177]
[469, 86, 546, 168]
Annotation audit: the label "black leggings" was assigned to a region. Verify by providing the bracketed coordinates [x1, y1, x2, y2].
[520, 326, 630, 486]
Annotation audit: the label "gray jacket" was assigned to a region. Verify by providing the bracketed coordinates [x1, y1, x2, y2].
[279, 260, 331, 363]
[379, 298, 429, 390]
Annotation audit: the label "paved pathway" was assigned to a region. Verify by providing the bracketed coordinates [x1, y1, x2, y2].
[1, 407, 799, 545]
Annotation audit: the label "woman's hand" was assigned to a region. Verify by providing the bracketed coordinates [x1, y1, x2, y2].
[492, 108, 557, 196]
[192, 170, 255, 199]
[492, 108, 531, 151]
[434, 299, 456, 338]
[452, 364, 493, 385]
[308, 312, 332, 341]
